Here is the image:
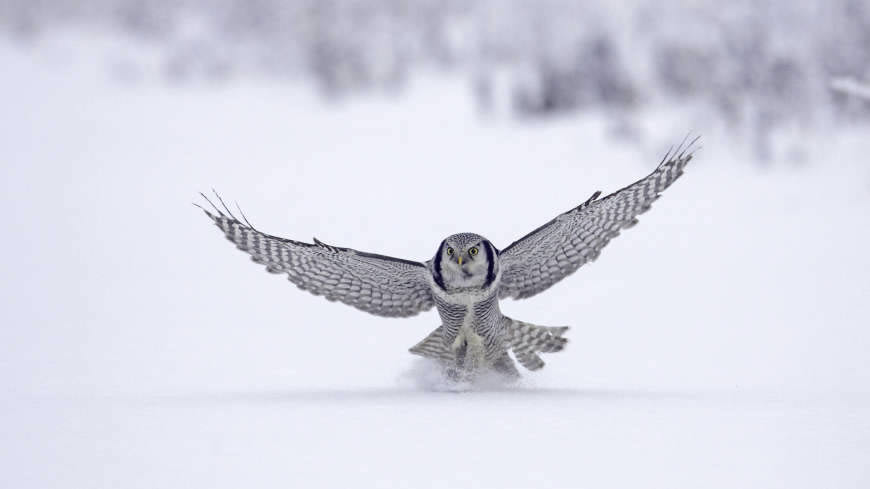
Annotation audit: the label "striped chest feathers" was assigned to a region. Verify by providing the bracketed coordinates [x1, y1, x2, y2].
[433, 291, 501, 333]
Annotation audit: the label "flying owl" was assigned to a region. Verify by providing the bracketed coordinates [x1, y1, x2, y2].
[197, 138, 697, 381]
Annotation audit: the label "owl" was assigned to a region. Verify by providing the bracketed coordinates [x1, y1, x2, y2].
[197, 138, 697, 381]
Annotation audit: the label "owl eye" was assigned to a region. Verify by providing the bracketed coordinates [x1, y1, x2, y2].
[446, 247, 454, 255]
[468, 247, 479, 256]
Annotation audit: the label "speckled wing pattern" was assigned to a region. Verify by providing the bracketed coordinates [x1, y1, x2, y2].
[498, 137, 698, 300]
[197, 194, 434, 318]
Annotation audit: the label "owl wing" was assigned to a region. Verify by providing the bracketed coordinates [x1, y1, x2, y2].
[197, 194, 434, 318]
[498, 138, 698, 300]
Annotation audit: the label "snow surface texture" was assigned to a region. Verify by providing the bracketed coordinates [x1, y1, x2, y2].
[1, 35, 870, 488]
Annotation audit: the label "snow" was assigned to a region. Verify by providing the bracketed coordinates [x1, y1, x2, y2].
[1, 34, 870, 488]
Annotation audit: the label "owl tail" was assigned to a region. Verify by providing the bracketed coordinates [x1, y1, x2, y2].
[408, 326, 454, 362]
[506, 319, 569, 371]
[410, 321, 569, 372]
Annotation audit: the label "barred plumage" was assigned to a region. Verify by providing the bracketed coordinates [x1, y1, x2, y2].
[198, 137, 697, 380]
[410, 319, 568, 373]
[499, 138, 697, 299]
[197, 195, 434, 318]
[507, 321, 569, 371]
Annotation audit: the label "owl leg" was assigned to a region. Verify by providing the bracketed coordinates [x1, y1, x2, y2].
[447, 339, 478, 382]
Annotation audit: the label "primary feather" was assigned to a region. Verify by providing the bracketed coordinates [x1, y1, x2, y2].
[197, 194, 434, 318]
[498, 137, 698, 299]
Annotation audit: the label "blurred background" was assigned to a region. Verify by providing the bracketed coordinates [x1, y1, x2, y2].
[3, 0, 870, 158]
[1, 1, 869, 488]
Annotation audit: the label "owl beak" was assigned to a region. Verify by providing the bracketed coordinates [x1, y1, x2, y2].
[457, 256, 464, 266]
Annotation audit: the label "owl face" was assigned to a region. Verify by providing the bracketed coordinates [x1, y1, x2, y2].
[433, 233, 498, 291]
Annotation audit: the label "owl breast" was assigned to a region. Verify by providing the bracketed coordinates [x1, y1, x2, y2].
[433, 290, 507, 366]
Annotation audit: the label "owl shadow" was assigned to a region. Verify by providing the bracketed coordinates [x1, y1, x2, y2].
[143, 359, 705, 405]
[153, 360, 706, 405]
[152, 386, 707, 405]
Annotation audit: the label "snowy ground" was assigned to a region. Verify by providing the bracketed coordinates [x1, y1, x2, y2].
[1, 35, 870, 488]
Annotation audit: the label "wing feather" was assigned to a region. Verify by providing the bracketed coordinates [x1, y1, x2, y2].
[198, 195, 434, 317]
[499, 137, 698, 299]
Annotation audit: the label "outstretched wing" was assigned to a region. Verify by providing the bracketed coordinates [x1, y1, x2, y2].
[498, 137, 698, 300]
[197, 194, 434, 317]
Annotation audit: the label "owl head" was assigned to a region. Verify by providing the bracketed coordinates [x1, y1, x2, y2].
[432, 232, 498, 291]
